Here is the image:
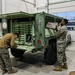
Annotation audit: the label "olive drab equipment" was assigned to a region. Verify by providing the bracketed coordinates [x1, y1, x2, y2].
[0, 12, 62, 65]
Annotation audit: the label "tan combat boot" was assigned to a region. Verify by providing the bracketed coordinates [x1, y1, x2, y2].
[8, 68, 17, 74]
[62, 64, 68, 69]
[69, 71, 75, 75]
[53, 66, 62, 71]
[2, 69, 7, 74]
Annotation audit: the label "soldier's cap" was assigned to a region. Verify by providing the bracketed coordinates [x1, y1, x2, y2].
[14, 33, 19, 38]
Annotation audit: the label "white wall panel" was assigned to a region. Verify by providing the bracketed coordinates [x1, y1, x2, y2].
[49, 6, 75, 14]
[49, 0, 67, 3]
[2, 0, 35, 14]
[37, 1, 75, 14]
[17, 2, 35, 13]
[1, 0, 75, 14]
[6, 4, 19, 13]
[26, 0, 34, 3]
[6, 0, 20, 6]
[49, 1, 75, 14]
[49, 1, 75, 8]
[37, 0, 46, 7]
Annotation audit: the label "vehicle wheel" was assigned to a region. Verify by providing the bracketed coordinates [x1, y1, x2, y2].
[44, 42, 57, 65]
[11, 48, 25, 58]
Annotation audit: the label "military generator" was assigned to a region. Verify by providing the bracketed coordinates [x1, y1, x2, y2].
[0, 12, 62, 65]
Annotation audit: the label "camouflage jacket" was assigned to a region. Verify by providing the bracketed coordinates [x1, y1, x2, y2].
[55, 25, 67, 43]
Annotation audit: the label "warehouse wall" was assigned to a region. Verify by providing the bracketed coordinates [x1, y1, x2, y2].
[49, 1, 75, 14]
[37, 0, 75, 14]
[2, 0, 35, 14]
[1, 0, 75, 14]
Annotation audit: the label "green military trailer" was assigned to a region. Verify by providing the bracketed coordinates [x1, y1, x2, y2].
[0, 12, 62, 65]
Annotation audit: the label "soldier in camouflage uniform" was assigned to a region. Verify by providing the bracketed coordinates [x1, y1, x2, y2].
[0, 33, 19, 74]
[53, 19, 68, 71]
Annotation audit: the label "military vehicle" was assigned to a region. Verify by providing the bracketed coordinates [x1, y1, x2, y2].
[0, 12, 62, 65]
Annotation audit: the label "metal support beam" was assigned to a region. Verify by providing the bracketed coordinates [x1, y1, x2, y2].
[0, 0, 2, 14]
[21, 0, 35, 6]
[47, 0, 49, 13]
[34, 0, 36, 7]
[34, 0, 38, 12]
[21, 0, 28, 12]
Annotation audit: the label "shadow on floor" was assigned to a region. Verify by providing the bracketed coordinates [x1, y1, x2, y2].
[11, 51, 53, 73]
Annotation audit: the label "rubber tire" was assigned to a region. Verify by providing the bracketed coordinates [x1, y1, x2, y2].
[11, 48, 25, 58]
[44, 42, 57, 65]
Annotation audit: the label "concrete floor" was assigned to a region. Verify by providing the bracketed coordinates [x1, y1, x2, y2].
[0, 42, 75, 75]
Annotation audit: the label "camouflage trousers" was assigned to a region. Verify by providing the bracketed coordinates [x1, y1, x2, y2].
[57, 41, 67, 65]
[0, 48, 12, 71]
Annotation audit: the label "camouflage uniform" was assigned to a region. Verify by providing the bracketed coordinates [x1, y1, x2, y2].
[0, 48, 12, 71]
[55, 25, 67, 65]
[0, 33, 16, 71]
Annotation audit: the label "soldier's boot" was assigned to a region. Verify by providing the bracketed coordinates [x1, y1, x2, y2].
[2, 69, 7, 74]
[69, 71, 75, 75]
[62, 64, 68, 69]
[53, 66, 62, 71]
[8, 68, 17, 74]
